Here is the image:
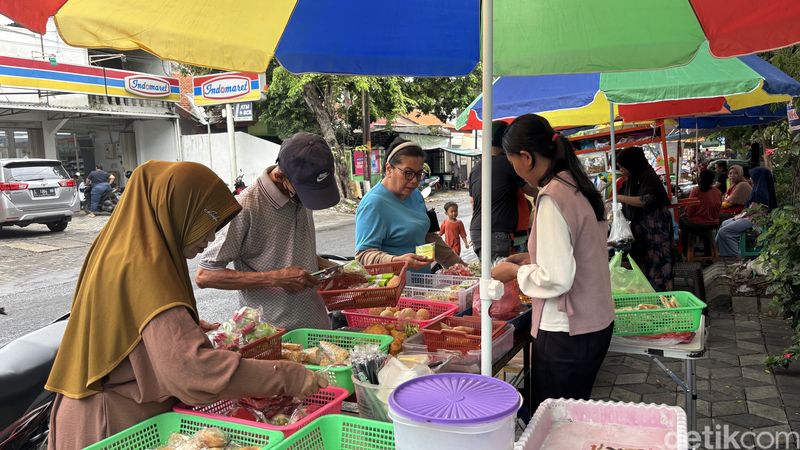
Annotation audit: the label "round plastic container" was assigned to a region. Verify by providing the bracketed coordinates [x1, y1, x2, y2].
[388, 373, 521, 450]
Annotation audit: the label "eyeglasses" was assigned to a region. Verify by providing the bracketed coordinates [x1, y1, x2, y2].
[391, 165, 426, 181]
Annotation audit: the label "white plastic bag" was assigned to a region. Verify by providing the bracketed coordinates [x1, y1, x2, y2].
[607, 202, 634, 247]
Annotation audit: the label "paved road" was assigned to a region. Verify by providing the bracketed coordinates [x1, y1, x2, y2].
[0, 189, 473, 346]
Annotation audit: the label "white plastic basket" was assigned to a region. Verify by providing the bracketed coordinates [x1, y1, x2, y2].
[515, 398, 688, 450]
[402, 273, 479, 313]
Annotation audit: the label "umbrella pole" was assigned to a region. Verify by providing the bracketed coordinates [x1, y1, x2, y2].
[610, 103, 618, 206]
[480, 0, 494, 376]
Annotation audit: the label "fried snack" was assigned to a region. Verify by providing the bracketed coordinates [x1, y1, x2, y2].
[452, 326, 476, 334]
[193, 427, 227, 448]
[281, 343, 303, 352]
[386, 275, 401, 288]
[301, 347, 323, 365]
[637, 303, 661, 310]
[363, 323, 391, 335]
[319, 341, 350, 364]
[281, 349, 303, 363]
[670, 296, 679, 308]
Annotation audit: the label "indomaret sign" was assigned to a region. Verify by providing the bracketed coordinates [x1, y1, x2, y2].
[192, 72, 261, 106]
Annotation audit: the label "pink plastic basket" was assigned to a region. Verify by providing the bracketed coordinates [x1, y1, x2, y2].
[342, 298, 458, 329]
[173, 386, 349, 437]
[515, 398, 688, 450]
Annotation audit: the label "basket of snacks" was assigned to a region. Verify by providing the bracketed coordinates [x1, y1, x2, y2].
[207, 306, 285, 360]
[421, 316, 507, 354]
[174, 386, 349, 437]
[281, 329, 393, 394]
[85, 412, 284, 449]
[613, 291, 706, 336]
[342, 298, 458, 330]
[318, 261, 408, 311]
[270, 414, 395, 450]
[402, 269, 479, 313]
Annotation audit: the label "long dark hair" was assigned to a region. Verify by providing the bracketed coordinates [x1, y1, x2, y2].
[503, 114, 605, 221]
[697, 170, 715, 192]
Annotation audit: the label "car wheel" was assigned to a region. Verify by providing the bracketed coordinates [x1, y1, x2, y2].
[46, 220, 69, 232]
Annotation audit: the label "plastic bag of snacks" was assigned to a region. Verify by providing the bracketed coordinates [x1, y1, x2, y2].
[472, 279, 522, 320]
[206, 307, 280, 352]
[158, 427, 259, 449]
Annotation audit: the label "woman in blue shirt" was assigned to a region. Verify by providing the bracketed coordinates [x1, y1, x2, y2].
[355, 138, 462, 271]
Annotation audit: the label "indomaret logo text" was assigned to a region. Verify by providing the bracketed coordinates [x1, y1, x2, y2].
[201, 75, 251, 100]
[124, 76, 170, 98]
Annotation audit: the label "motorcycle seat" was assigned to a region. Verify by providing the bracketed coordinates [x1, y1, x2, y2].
[0, 320, 67, 430]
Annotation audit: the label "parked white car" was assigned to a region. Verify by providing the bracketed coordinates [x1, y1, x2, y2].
[0, 158, 80, 232]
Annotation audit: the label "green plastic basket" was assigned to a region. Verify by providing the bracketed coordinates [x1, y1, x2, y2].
[270, 414, 395, 450]
[613, 291, 707, 336]
[84, 412, 284, 449]
[282, 329, 394, 394]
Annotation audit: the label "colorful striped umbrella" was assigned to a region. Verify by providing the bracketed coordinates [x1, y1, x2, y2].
[456, 44, 800, 130]
[0, 1, 798, 75]
[676, 104, 789, 129]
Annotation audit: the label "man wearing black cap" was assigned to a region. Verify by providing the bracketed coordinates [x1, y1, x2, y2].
[468, 121, 537, 259]
[196, 132, 340, 330]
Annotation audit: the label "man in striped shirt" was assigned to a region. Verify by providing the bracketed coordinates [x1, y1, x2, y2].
[196, 133, 340, 330]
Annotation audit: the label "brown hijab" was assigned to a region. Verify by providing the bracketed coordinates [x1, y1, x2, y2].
[46, 161, 241, 399]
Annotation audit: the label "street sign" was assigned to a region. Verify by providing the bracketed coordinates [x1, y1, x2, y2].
[233, 102, 254, 122]
[192, 72, 261, 106]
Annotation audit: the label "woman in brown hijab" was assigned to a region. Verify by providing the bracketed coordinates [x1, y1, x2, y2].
[45, 161, 326, 449]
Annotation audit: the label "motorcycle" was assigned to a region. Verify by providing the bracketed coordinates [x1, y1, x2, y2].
[232, 173, 246, 196]
[419, 175, 440, 199]
[82, 183, 122, 214]
[0, 314, 68, 449]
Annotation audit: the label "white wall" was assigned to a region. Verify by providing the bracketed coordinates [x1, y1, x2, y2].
[181, 132, 280, 187]
[134, 119, 179, 165]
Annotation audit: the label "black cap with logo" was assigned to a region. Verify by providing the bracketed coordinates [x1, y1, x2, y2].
[276, 132, 340, 210]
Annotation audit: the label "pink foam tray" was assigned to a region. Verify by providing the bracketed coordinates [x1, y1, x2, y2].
[515, 398, 688, 450]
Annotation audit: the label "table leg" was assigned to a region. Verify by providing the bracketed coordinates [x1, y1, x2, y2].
[684, 359, 697, 433]
[523, 340, 532, 411]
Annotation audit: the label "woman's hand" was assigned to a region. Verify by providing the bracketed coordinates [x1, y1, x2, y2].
[199, 320, 221, 332]
[505, 252, 530, 265]
[491, 261, 520, 283]
[296, 369, 329, 397]
[393, 253, 434, 270]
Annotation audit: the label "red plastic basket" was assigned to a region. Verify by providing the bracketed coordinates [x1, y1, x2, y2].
[318, 261, 408, 311]
[421, 316, 507, 354]
[342, 297, 458, 329]
[237, 327, 286, 360]
[173, 386, 349, 437]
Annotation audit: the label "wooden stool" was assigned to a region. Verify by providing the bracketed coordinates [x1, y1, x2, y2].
[686, 228, 718, 263]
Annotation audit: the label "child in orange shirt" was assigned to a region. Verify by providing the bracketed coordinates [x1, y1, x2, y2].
[439, 202, 469, 255]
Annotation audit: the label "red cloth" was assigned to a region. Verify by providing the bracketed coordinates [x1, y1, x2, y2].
[439, 219, 466, 255]
[685, 186, 722, 226]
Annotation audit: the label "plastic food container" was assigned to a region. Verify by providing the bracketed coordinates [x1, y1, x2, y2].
[84, 412, 284, 449]
[342, 297, 458, 329]
[173, 386, 349, 437]
[388, 373, 522, 450]
[403, 273, 479, 313]
[515, 398, 688, 450]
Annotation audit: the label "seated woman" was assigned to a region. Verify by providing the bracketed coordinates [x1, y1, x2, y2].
[355, 138, 462, 271]
[715, 167, 777, 258]
[679, 170, 722, 256]
[719, 165, 752, 221]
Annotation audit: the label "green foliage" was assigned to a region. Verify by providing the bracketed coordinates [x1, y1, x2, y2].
[759, 134, 800, 369]
[400, 66, 482, 123]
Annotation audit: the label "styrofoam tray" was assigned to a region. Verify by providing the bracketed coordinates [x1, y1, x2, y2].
[515, 398, 687, 450]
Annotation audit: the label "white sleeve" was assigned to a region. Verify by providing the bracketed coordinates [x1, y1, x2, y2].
[517, 196, 576, 299]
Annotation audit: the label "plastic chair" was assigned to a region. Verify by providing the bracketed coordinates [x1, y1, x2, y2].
[686, 228, 718, 263]
[739, 230, 762, 258]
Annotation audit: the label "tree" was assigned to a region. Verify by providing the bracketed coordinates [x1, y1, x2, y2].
[259, 63, 482, 200]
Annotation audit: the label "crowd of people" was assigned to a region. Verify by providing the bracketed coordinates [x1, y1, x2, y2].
[44, 118, 778, 446]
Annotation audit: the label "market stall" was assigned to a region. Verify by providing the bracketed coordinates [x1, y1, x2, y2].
[5, 2, 800, 449]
